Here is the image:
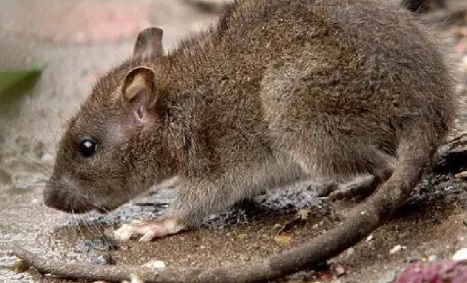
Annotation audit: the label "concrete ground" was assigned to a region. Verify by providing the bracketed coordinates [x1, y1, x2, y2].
[2, 1, 467, 283]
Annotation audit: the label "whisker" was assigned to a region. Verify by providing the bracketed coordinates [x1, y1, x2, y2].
[71, 193, 110, 238]
[14, 155, 53, 178]
[14, 183, 46, 191]
[83, 212, 108, 239]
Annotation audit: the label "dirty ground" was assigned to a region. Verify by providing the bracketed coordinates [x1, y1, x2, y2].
[2, 0, 467, 283]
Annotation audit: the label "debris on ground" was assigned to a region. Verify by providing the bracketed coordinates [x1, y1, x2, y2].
[393, 260, 467, 283]
[452, 248, 467, 260]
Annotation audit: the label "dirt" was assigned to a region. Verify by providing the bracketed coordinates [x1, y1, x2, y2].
[2, 1, 467, 283]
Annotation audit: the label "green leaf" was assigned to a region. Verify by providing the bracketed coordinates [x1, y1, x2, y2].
[0, 69, 42, 103]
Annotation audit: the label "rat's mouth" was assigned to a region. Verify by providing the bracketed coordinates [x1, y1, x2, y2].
[44, 192, 110, 214]
[43, 179, 95, 214]
[44, 175, 128, 215]
[43, 194, 94, 214]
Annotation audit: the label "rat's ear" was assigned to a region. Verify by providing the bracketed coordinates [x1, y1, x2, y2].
[122, 67, 157, 122]
[133, 27, 164, 58]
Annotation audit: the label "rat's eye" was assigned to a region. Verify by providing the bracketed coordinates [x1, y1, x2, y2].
[78, 138, 98, 157]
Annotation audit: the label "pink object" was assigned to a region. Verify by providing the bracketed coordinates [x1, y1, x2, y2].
[1, 0, 151, 44]
[456, 43, 466, 53]
[393, 260, 467, 283]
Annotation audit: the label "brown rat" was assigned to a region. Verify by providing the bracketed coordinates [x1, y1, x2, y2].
[16, 0, 455, 282]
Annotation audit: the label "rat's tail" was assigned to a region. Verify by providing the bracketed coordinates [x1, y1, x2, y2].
[13, 121, 448, 283]
[264, 122, 442, 277]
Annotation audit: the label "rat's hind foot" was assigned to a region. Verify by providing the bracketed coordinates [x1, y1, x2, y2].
[321, 175, 379, 201]
[113, 217, 185, 242]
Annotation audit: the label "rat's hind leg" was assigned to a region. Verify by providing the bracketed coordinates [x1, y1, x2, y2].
[320, 168, 393, 201]
[278, 128, 395, 201]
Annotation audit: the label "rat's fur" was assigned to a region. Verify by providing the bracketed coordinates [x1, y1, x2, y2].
[23, 0, 455, 282]
[402, 0, 445, 13]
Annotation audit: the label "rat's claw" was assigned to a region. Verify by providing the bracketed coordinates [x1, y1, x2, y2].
[113, 217, 185, 242]
[113, 223, 135, 241]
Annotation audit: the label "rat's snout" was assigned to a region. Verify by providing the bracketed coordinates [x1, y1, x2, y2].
[43, 178, 93, 214]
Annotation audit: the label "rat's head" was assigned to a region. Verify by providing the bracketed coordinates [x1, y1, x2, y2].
[44, 27, 175, 214]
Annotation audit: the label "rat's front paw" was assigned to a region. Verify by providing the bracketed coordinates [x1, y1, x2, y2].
[113, 217, 185, 242]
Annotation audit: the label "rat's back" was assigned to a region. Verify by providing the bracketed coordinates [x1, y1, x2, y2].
[263, 0, 452, 181]
[179, 0, 452, 117]
[177, 0, 453, 162]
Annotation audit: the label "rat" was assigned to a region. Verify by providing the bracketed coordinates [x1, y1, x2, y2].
[15, 0, 455, 282]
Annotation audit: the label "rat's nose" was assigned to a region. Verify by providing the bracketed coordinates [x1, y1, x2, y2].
[43, 180, 92, 214]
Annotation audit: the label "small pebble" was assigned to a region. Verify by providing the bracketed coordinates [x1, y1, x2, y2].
[333, 264, 346, 277]
[143, 260, 166, 269]
[453, 248, 467, 260]
[389, 245, 402, 254]
[274, 235, 292, 246]
[130, 273, 144, 283]
[366, 235, 374, 242]
[297, 209, 310, 220]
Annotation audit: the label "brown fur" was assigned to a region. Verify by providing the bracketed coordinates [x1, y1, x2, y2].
[22, 0, 456, 282]
[402, 0, 446, 13]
